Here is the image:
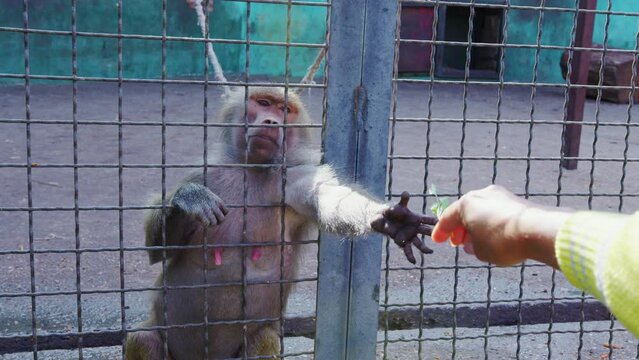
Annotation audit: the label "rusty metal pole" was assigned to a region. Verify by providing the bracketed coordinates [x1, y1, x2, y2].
[562, 0, 597, 170]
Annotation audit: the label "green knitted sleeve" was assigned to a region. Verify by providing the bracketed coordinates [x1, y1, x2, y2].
[555, 211, 639, 338]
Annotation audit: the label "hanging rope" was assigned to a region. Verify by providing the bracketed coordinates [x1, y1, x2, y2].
[299, 46, 326, 86]
[193, 0, 233, 98]
[296, 34, 327, 101]
[193, 1, 326, 97]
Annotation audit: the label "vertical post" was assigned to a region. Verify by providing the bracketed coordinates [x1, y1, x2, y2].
[346, 2, 398, 359]
[562, 0, 596, 170]
[314, 1, 398, 359]
[314, 1, 365, 357]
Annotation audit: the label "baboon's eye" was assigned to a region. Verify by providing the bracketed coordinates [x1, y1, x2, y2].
[257, 99, 271, 107]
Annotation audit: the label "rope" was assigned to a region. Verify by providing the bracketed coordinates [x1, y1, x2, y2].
[193, 0, 233, 98]
[193, 1, 326, 97]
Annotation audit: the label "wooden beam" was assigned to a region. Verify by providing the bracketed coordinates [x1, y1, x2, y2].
[562, 0, 597, 170]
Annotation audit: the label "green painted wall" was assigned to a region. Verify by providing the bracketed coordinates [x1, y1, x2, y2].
[0, 0, 326, 83]
[593, 1, 639, 49]
[504, 0, 639, 83]
[0, 0, 636, 84]
[503, 0, 574, 83]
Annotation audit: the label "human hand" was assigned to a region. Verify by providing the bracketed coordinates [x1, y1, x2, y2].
[371, 192, 438, 264]
[431, 185, 571, 267]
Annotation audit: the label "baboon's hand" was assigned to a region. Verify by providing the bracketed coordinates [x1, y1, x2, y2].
[171, 183, 229, 227]
[371, 192, 437, 264]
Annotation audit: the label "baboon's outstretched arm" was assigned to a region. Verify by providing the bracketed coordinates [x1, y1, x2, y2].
[286, 165, 436, 263]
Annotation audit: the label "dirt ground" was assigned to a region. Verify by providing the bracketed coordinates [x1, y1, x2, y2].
[1, 81, 638, 359]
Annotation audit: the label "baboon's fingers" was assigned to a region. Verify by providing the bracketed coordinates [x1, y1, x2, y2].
[212, 205, 226, 224]
[419, 215, 438, 226]
[201, 206, 215, 226]
[399, 191, 410, 207]
[220, 201, 229, 216]
[403, 243, 416, 264]
[416, 224, 433, 236]
[411, 236, 433, 254]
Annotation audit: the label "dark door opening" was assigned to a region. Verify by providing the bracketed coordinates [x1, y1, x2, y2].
[437, 5, 504, 78]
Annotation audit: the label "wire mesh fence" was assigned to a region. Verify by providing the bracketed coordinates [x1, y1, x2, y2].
[381, 0, 639, 359]
[0, 0, 638, 359]
[1, 0, 328, 359]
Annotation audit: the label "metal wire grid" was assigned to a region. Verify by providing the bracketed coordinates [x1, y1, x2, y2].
[383, 0, 639, 359]
[2, 0, 639, 359]
[0, 0, 328, 359]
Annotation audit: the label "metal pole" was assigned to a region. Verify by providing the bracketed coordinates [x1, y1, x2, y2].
[346, 2, 398, 359]
[562, 0, 597, 170]
[315, 1, 397, 359]
[314, 1, 365, 357]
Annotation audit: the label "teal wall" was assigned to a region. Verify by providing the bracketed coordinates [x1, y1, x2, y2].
[503, 0, 639, 84]
[503, 0, 574, 83]
[0, 0, 636, 84]
[0, 0, 327, 83]
[593, 1, 639, 49]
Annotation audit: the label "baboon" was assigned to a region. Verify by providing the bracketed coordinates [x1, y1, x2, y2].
[124, 87, 436, 359]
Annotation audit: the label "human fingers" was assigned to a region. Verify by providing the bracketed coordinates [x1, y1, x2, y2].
[431, 200, 463, 243]
[450, 227, 466, 246]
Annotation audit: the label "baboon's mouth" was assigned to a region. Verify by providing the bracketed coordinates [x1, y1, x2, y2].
[250, 134, 279, 147]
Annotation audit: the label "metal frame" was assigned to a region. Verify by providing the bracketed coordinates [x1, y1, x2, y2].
[1, 0, 639, 359]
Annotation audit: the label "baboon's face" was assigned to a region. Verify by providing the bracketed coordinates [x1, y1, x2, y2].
[240, 91, 300, 164]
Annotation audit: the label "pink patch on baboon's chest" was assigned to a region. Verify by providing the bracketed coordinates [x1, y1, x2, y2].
[207, 246, 264, 266]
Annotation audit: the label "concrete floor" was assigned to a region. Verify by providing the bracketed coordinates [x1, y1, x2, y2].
[1, 80, 638, 359]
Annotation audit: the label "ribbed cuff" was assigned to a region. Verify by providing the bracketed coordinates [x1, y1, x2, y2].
[602, 212, 639, 338]
[555, 211, 627, 304]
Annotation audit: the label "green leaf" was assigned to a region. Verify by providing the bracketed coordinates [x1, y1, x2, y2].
[431, 196, 450, 218]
